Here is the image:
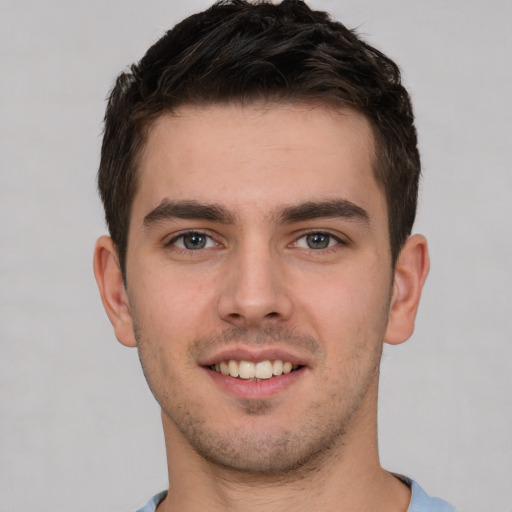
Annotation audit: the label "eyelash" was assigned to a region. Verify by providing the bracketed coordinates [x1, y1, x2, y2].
[166, 230, 346, 253]
[166, 231, 219, 252]
[291, 231, 345, 251]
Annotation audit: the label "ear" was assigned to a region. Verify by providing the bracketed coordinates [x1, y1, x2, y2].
[385, 234, 430, 345]
[93, 236, 137, 347]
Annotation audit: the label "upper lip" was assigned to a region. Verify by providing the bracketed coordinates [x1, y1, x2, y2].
[199, 346, 310, 368]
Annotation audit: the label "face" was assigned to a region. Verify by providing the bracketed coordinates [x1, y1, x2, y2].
[122, 104, 395, 473]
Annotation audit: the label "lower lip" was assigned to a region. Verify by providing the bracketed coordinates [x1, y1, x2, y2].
[204, 367, 305, 400]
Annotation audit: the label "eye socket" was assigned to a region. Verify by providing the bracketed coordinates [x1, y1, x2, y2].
[170, 232, 217, 250]
[294, 232, 341, 250]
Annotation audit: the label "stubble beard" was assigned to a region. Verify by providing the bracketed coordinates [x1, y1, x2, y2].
[136, 324, 383, 479]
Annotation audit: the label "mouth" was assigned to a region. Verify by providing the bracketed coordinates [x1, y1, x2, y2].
[208, 359, 301, 381]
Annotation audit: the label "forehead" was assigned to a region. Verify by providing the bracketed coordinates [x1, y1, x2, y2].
[134, 103, 383, 221]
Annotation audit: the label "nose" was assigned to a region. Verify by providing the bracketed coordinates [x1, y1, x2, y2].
[216, 241, 293, 328]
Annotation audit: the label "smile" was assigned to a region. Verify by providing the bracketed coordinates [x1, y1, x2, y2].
[209, 359, 300, 380]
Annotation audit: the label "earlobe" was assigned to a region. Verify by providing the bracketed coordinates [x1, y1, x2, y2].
[384, 234, 430, 345]
[93, 236, 137, 347]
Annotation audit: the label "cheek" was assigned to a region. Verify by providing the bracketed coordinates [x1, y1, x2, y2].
[129, 273, 211, 395]
[297, 264, 391, 349]
[130, 268, 217, 342]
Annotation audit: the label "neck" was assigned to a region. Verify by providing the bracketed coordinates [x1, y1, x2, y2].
[157, 380, 410, 512]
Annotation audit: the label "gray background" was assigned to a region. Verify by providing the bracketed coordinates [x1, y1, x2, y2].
[1, 1, 511, 511]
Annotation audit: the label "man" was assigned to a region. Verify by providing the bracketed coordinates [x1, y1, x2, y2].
[93, 1, 457, 510]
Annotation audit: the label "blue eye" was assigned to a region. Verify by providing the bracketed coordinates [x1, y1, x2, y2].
[295, 232, 340, 249]
[171, 232, 216, 250]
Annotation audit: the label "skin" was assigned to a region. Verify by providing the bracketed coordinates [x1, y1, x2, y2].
[94, 103, 429, 512]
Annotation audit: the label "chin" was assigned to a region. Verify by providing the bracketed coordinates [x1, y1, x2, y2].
[172, 413, 348, 476]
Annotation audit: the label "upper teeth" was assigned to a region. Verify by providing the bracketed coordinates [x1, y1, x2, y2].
[212, 360, 296, 380]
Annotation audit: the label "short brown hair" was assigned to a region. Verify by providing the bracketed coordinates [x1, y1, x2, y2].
[98, 0, 420, 278]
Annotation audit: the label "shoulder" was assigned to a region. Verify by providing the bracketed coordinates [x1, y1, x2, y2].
[404, 477, 458, 512]
[135, 491, 168, 512]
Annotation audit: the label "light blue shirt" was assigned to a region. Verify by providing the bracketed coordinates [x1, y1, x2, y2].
[135, 478, 457, 511]
[405, 478, 458, 511]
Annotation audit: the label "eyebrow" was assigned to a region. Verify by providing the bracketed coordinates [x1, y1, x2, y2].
[143, 198, 369, 229]
[275, 199, 370, 225]
[143, 199, 236, 227]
